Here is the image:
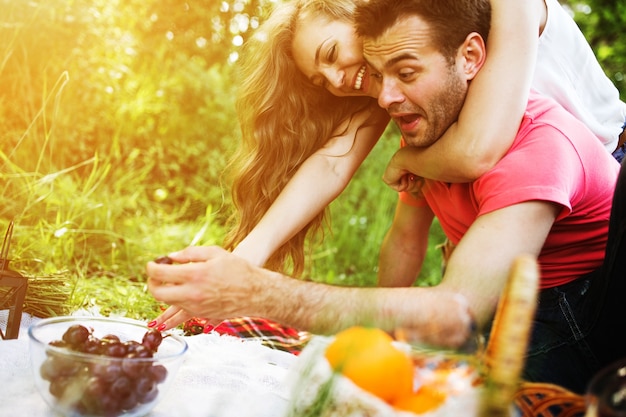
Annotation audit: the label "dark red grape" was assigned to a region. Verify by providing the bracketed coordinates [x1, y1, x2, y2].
[103, 341, 128, 358]
[139, 384, 159, 404]
[135, 375, 156, 397]
[121, 355, 147, 378]
[81, 337, 103, 354]
[154, 256, 173, 264]
[62, 324, 91, 346]
[84, 376, 107, 397]
[119, 391, 138, 410]
[142, 329, 163, 352]
[48, 376, 70, 398]
[150, 364, 168, 383]
[132, 344, 154, 359]
[101, 334, 120, 343]
[123, 340, 142, 354]
[91, 361, 123, 382]
[110, 375, 132, 396]
[98, 391, 121, 415]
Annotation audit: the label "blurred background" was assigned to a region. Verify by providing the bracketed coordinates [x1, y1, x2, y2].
[1, 0, 623, 320]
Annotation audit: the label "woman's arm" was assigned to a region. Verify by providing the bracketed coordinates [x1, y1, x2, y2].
[384, 0, 543, 187]
[233, 104, 390, 266]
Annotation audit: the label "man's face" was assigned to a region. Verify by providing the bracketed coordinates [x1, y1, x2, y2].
[363, 15, 469, 147]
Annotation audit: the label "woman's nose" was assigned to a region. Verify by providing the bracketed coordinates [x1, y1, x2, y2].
[323, 68, 345, 89]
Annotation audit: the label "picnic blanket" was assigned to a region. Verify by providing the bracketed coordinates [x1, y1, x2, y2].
[197, 316, 587, 417]
[4, 311, 585, 416]
[184, 316, 311, 355]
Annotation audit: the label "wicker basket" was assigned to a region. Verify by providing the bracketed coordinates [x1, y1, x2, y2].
[513, 382, 586, 417]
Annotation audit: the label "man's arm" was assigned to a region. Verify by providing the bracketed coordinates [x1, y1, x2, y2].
[383, 0, 543, 188]
[378, 199, 433, 287]
[147, 200, 558, 348]
[439, 200, 559, 326]
[147, 245, 474, 348]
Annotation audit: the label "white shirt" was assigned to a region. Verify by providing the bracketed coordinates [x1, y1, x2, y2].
[534, 0, 626, 152]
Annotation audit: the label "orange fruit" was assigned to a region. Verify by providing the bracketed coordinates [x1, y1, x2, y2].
[324, 326, 414, 403]
[392, 386, 447, 414]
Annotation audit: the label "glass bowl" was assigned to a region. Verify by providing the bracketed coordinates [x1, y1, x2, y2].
[28, 316, 188, 417]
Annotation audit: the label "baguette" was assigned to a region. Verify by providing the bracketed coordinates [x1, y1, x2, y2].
[481, 254, 540, 416]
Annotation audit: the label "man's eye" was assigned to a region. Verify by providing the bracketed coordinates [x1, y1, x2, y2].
[371, 72, 382, 80]
[399, 70, 415, 80]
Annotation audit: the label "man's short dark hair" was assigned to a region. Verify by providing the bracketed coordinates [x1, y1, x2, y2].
[354, 0, 491, 60]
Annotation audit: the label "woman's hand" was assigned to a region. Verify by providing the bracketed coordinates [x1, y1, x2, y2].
[148, 305, 199, 332]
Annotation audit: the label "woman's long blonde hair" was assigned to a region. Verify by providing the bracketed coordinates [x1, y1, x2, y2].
[224, 0, 373, 276]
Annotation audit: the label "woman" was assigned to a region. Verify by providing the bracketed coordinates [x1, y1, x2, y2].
[149, 0, 626, 330]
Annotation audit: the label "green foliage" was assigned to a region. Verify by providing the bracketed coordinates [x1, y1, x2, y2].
[0, 0, 239, 318]
[563, 0, 626, 99]
[309, 124, 445, 288]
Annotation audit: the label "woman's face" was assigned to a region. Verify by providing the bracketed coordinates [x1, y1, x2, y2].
[292, 13, 378, 98]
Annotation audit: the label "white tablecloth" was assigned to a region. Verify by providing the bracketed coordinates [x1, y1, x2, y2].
[0, 311, 297, 417]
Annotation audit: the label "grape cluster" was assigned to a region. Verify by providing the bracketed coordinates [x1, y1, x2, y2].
[40, 324, 168, 416]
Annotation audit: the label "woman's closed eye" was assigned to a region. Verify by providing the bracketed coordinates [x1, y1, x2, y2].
[325, 44, 337, 63]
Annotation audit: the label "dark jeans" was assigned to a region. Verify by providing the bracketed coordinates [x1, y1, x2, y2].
[524, 271, 602, 394]
[613, 143, 625, 163]
[493, 159, 626, 394]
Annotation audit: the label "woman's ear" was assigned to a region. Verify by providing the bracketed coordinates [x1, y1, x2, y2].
[459, 32, 487, 80]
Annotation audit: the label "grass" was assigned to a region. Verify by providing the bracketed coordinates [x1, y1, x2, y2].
[2, 123, 446, 323]
[0, 0, 447, 326]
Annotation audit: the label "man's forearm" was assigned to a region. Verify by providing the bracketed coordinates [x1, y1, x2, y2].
[377, 200, 432, 287]
[378, 232, 424, 287]
[255, 268, 472, 348]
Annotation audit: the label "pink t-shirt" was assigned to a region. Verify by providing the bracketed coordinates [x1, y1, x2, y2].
[401, 92, 619, 288]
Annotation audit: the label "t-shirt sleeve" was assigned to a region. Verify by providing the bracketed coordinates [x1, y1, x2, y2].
[473, 121, 581, 220]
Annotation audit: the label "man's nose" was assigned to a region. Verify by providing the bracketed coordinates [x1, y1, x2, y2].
[377, 78, 403, 109]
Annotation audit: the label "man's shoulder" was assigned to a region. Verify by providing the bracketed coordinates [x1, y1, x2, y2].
[507, 91, 615, 170]
[523, 90, 571, 121]
[518, 90, 597, 145]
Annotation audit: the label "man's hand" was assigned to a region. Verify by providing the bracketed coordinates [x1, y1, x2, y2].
[146, 246, 258, 330]
[383, 147, 425, 195]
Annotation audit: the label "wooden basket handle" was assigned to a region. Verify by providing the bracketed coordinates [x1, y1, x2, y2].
[481, 254, 540, 416]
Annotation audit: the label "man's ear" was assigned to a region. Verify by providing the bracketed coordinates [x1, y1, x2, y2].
[459, 32, 486, 80]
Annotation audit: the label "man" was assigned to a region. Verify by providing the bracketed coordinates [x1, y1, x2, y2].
[354, 0, 622, 392]
[147, 0, 625, 393]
